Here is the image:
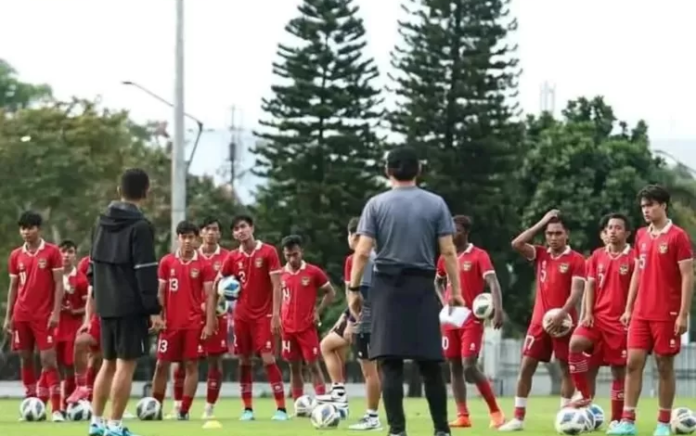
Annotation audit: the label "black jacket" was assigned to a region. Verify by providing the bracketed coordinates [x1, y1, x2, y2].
[89, 201, 160, 318]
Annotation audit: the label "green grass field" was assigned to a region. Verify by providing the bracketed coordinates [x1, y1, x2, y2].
[0, 397, 694, 436]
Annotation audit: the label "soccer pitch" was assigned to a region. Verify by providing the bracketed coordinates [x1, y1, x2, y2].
[0, 397, 690, 436]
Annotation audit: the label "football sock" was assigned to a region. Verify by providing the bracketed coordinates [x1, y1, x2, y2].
[180, 396, 193, 414]
[173, 366, 185, 402]
[206, 367, 222, 405]
[44, 368, 62, 413]
[476, 379, 501, 413]
[313, 381, 326, 395]
[264, 363, 286, 409]
[63, 376, 76, 409]
[514, 396, 527, 421]
[21, 364, 37, 398]
[568, 352, 591, 399]
[610, 379, 624, 422]
[38, 370, 49, 404]
[240, 363, 253, 410]
[457, 401, 469, 417]
[622, 407, 636, 422]
[658, 408, 670, 425]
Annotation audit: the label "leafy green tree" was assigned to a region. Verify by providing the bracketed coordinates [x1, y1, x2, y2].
[252, 0, 385, 327]
[0, 59, 52, 111]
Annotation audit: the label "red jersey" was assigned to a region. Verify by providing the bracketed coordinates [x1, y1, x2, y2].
[530, 245, 586, 325]
[436, 244, 495, 304]
[586, 245, 633, 330]
[77, 256, 90, 276]
[221, 241, 282, 322]
[8, 240, 62, 322]
[634, 221, 693, 321]
[344, 254, 353, 284]
[158, 251, 216, 330]
[57, 268, 89, 340]
[280, 262, 330, 333]
[199, 245, 229, 319]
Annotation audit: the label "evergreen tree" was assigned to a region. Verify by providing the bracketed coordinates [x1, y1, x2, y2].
[252, 0, 384, 300]
[389, 0, 522, 258]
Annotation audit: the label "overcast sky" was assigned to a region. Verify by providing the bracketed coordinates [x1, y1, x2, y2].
[2, 0, 695, 201]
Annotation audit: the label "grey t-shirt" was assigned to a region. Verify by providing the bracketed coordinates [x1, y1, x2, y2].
[357, 186, 454, 271]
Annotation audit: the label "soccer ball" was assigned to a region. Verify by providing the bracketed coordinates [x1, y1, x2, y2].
[20, 397, 46, 421]
[335, 403, 349, 420]
[67, 400, 92, 421]
[135, 397, 161, 421]
[310, 403, 341, 428]
[542, 308, 573, 338]
[217, 276, 241, 301]
[472, 293, 494, 319]
[588, 403, 605, 430]
[581, 407, 596, 432]
[554, 407, 587, 435]
[294, 395, 317, 417]
[215, 297, 228, 316]
[674, 408, 693, 421]
[671, 408, 696, 434]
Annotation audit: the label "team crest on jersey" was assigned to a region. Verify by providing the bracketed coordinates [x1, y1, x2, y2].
[191, 268, 199, 278]
[658, 242, 668, 254]
[213, 261, 221, 271]
[170, 268, 176, 276]
[38, 258, 47, 269]
[461, 261, 472, 271]
[558, 263, 569, 273]
[255, 257, 263, 268]
[301, 276, 310, 286]
[598, 264, 605, 272]
[237, 261, 244, 270]
[619, 264, 629, 275]
[18, 262, 24, 270]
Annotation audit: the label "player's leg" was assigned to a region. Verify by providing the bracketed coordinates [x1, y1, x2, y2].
[461, 323, 503, 428]
[300, 329, 326, 395]
[319, 330, 348, 383]
[177, 330, 202, 420]
[165, 363, 185, 419]
[652, 321, 681, 435]
[90, 318, 117, 435]
[87, 351, 103, 401]
[600, 329, 627, 427]
[348, 333, 382, 431]
[60, 339, 77, 411]
[568, 326, 598, 404]
[12, 322, 38, 422]
[34, 321, 63, 419]
[254, 318, 287, 420]
[609, 365, 626, 425]
[202, 316, 227, 419]
[38, 365, 50, 405]
[499, 326, 550, 431]
[233, 318, 256, 419]
[69, 330, 98, 403]
[442, 329, 469, 427]
[283, 334, 305, 400]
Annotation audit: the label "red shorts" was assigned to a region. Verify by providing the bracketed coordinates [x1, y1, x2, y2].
[281, 328, 320, 362]
[574, 324, 627, 366]
[233, 316, 274, 356]
[628, 318, 680, 356]
[56, 340, 75, 366]
[442, 319, 484, 359]
[11, 319, 55, 352]
[523, 323, 570, 362]
[157, 329, 203, 362]
[87, 316, 101, 353]
[204, 316, 229, 356]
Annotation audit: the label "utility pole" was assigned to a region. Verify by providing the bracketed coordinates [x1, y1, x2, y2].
[171, 0, 186, 250]
[539, 81, 556, 115]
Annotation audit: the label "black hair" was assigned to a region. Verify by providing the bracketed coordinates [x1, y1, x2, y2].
[347, 217, 360, 234]
[201, 217, 222, 229]
[453, 215, 472, 233]
[59, 240, 77, 250]
[176, 220, 200, 235]
[231, 214, 254, 229]
[18, 211, 43, 228]
[637, 184, 670, 206]
[386, 146, 419, 181]
[600, 213, 631, 231]
[546, 216, 568, 230]
[281, 234, 303, 249]
[120, 168, 150, 200]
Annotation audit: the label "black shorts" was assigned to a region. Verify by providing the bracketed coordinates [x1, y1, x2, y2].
[332, 317, 348, 338]
[100, 315, 150, 361]
[353, 333, 371, 360]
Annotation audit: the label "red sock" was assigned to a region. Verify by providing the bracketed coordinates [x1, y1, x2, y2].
[75, 372, 87, 387]
[63, 376, 76, 409]
[658, 409, 671, 424]
[457, 401, 469, 417]
[291, 385, 304, 400]
[568, 352, 591, 399]
[240, 364, 253, 410]
[610, 379, 624, 422]
[206, 368, 222, 405]
[21, 365, 37, 398]
[38, 370, 50, 404]
[173, 366, 185, 402]
[180, 395, 193, 414]
[476, 379, 500, 413]
[313, 381, 326, 395]
[622, 408, 636, 423]
[44, 368, 62, 413]
[264, 363, 286, 409]
[86, 366, 97, 401]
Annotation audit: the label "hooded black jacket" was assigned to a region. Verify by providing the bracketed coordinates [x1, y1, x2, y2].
[89, 201, 160, 318]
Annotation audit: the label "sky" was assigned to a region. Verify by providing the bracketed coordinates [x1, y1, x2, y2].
[1, 0, 695, 202]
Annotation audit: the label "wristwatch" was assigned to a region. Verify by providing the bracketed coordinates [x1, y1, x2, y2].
[348, 285, 361, 292]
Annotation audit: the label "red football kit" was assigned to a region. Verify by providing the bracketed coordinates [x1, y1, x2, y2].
[9, 240, 62, 351]
[628, 221, 693, 355]
[157, 251, 216, 361]
[55, 268, 89, 366]
[344, 254, 353, 284]
[220, 241, 282, 356]
[436, 244, 495, 359]
[524, 245, 585, 362]
[77, 256, 90, 276]
[280, 262, 330, 362]
[198, 245, 230, 356]
[78, 256, 101, 351]
[574, 246, 633, 366]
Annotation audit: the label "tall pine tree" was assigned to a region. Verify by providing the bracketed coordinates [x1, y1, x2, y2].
[252, 0, 384, 287]
[389, 0, 522, 257]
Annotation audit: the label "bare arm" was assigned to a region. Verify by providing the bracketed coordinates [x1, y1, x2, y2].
[349, 236, 374, 289]
[434, 277, 447, 306]
[157, 281, 166, 313]
[438, 235, 461, 298]
[511, 219, 548, 260]
[562, 277, 585, 313]
[484, 272, 503, 312]
[317, 283, 336, 315]
[583, 279, 595, 318]
[624, 263, 640, 314]
[83, 287, 95, 323]
[203, 281, 216, 327]
[5, 276, 18, 322]
[678, 259, 694, 318]
[270, 273, 282, 317]
[51, 269, 65, 316]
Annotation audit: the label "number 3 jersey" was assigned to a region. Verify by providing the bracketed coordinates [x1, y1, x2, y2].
[158, 251, 216, 330]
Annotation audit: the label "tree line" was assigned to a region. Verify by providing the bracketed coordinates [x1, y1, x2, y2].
[1, 0, 695, 337]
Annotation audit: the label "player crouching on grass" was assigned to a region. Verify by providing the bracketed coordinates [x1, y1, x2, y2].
[150, 221, 217, 420]
[279, 235, 336, 400]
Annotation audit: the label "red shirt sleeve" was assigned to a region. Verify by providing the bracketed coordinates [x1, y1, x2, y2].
[571, 254, 586, 279]
[532, 245, 546, 262]
[201, 264, 216, 283]
[157, 257, 168, 281]
[344, 255, 353, 283]
[314, 266, 330, 288]
[478, 251, 495, 277]
[220, 253, 234, 277]
[436, 256, 446, 278]
[586, 253, 597, 281]
[8, 251, 18, 277]
[674, 230, 693, 262]
[77, 274, 90, 302]
[266, 246, 282, 274]
[49, 246, 62, 270]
